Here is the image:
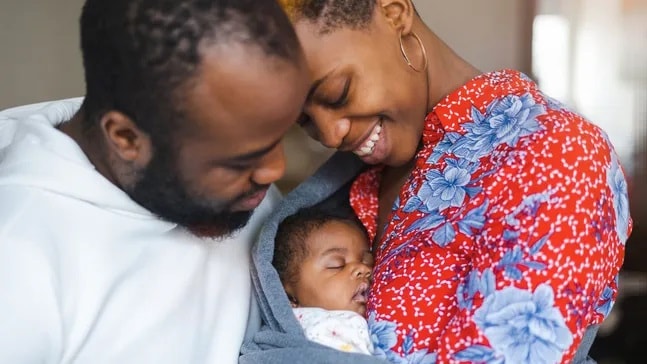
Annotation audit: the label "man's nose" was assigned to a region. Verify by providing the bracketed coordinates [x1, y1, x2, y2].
[251, 143, 285, 186]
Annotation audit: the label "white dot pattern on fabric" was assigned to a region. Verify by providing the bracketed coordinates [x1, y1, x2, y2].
[350, 70, 631, 364]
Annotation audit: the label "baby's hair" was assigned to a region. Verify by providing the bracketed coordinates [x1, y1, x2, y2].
[273, 207, 367, 288]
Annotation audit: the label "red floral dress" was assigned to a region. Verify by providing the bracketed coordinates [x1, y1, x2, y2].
[351, 70, 631, 364]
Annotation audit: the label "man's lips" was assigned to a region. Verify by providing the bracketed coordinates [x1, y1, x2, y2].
[232, 188, 268, 211]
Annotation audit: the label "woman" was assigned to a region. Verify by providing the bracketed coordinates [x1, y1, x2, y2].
[242, 1, 631, 363]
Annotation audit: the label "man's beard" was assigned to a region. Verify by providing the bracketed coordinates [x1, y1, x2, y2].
[126, 145, 259, 238]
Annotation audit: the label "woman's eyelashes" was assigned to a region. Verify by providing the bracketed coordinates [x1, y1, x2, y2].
[326, 79, 350, 108]
[317, 78, 350, 109]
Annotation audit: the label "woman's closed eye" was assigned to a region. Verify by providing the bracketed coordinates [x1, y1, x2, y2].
[313, 77, 350, 109]
[324, 79, 350, 109]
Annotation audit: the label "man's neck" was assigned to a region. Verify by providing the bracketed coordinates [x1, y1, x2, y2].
[413, 19, 481, 113]
[58, 112, 119, 186]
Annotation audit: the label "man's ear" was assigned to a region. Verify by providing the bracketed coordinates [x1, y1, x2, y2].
[379, 0, 415, 35]
[99, 111, 153, 167]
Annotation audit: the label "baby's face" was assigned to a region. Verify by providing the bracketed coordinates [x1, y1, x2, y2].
[286, 220, 373, 315]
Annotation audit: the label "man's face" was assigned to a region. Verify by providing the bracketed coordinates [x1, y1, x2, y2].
[128, 45, 309, 238]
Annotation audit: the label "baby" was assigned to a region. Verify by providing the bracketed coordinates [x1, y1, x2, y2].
[273, 208, 374, 355]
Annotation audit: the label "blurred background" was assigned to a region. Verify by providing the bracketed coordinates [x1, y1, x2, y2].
[1, 0, 645, 362]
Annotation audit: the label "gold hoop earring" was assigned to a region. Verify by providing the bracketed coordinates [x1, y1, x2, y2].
[399, 31, 428, 73]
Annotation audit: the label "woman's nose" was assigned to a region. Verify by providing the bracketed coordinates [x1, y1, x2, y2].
[307, 109, 350, 149]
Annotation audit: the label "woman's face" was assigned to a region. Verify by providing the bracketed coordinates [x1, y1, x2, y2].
[295, 8, 429, 167]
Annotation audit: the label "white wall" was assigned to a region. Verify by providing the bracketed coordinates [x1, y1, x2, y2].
[0, 1, 533, 191]
[569, 0, 637, 165]
[0, 0, 85, 109]
[533, 0, 644, 169]
[0, 1, 533, 110]
[413, 0, 534, 74]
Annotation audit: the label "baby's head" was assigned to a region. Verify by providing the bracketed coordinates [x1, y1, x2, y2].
[273, 208, 373, 315]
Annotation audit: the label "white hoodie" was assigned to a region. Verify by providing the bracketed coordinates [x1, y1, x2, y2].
[0, 99, 280, 364]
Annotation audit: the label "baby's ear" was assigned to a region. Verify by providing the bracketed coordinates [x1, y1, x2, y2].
[286, 292, 299, 308]
[284, 284, 300, 307]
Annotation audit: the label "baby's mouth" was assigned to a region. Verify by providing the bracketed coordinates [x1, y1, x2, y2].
[352, 282, 370, 304]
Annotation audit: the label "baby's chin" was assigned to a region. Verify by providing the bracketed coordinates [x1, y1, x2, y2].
[351, 303, 367, 317]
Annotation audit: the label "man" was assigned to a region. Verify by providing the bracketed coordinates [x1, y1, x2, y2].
[0, 0, 309, 362]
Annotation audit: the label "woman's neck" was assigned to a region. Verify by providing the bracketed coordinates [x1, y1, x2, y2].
[413, 19, 481, 113]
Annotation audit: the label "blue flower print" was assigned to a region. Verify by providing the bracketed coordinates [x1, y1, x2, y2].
[498, 245, 547, 281]
[474, 284, 573, 364]
[519, 72, 535, 83]
[368, 314, 437, 364]
[417, 164, 471, 212]
[542, 93, 569, 112]
[451, 94, 545, 161]
[427, 131, 462, 164]
[404, 349, 437, 364]
[368, 312, 399, 360]
[607, 154, 630, 244]
[400, 332, 438, 364]
[450, 107, 499, 161]
[457, 268, 496, 310]
[595, 284, 615, 318]
[486, 93, 545, 148]
[454, 345, 502, 364]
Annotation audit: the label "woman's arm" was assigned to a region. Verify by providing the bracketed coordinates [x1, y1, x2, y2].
[438, 120, 630, 364]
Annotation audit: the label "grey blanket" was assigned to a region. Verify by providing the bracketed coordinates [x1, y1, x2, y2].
[240, 152, 598, 364]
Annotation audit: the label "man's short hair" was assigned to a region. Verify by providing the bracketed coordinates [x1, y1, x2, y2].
[80, 0, 301, 142]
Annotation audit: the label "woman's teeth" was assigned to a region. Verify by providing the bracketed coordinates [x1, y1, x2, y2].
[355, 123, 382, 157]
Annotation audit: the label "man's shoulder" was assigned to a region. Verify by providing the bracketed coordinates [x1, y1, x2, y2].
[0, 185, 78, 250]
[0, 98, 83, 120]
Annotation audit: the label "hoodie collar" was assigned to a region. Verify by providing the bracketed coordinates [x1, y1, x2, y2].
[0, 98, 177, 232]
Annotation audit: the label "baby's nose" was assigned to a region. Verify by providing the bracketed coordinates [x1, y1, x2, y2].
[352, 264, 372, 279]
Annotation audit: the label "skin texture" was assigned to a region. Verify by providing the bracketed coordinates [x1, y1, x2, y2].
[285, 220, 374, 316]
[62, 44, 310, 237]
[289, 0, 480, 234]
[296, 4, 428, 168]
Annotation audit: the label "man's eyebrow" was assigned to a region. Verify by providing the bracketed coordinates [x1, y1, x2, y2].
[229, 138, 282, 162]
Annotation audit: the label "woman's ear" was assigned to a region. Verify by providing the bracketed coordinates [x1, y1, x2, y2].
[379, 0, 415, 35]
